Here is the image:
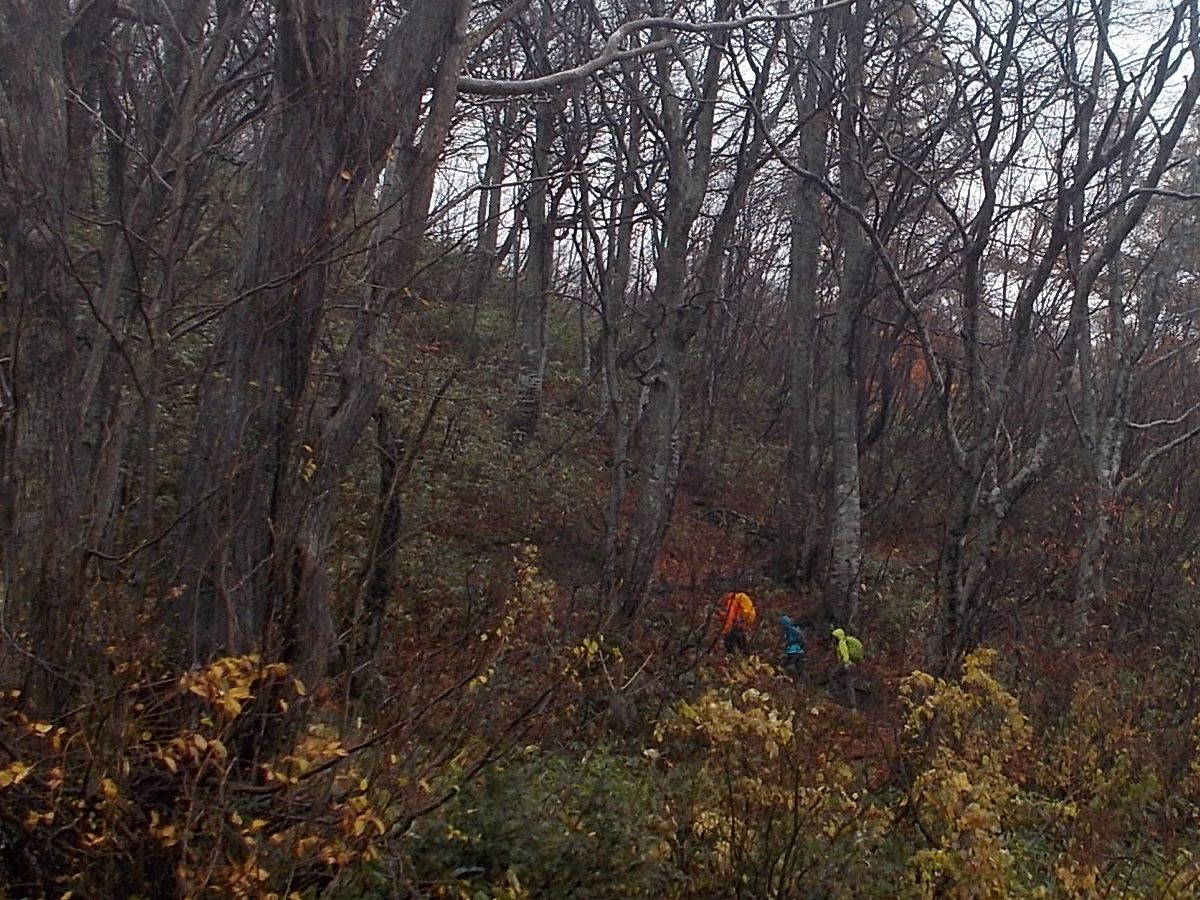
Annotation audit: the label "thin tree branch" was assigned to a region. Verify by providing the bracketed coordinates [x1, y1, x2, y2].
[1119, 421, 1200, 494]
[1125, 400, 1200, 430]
[459, 1, 853, 95]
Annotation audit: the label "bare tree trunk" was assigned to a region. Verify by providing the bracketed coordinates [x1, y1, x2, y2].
[923, 0, 1199, 668]
[824, 1, 867, 627]
[615, 258, 687, 618]
[511, 100, 555, 440]
[0, 0, 121, 709]
[613, 4, 778, 619]
[595, 161, 639, 590]
[1073, 256, 1174, 637]
[1074, 480, 1113, 636]
[169, 0, 466, 688]
[347, 407, 404, 696]
[1068, 149, 1199, 640]
[608, 12, 724, 616]
[786, 3, 840, 586]
[573, 86, 645, 595]
[826, 287, 864, 626]
[268, 0, 471, 687]
[471, 103, 511, 304]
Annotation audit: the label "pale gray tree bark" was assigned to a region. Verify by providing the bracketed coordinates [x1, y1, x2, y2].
[612, 1, 788, 618]
[511, 99, 556, 440]
[825, 0, 869, 628]
[785, 5, 841, 586]
[1059, 0, 1200, 638]
[1071, 211, 1200, 638]
[610, 1, 733, 618]
[584, 104, 643, 593]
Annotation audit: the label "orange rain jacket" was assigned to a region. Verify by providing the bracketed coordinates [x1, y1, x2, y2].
[719, 592, 757, 634]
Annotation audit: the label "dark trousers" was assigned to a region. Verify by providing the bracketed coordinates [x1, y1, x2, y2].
[724, 627, 748, 655]
[782, 653, 804, 677]
[833, 663, 857, 708]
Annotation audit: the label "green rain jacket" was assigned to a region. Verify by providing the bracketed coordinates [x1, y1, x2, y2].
[832, 628, 864, 666]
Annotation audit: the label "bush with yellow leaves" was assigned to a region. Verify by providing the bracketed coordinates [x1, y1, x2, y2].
[655, 656, 892, 899]
[896, 649, 1039, 898]
[0, 654, 395, 899]
[0, 540, 585, 899]
[361, 642, 1200, 899]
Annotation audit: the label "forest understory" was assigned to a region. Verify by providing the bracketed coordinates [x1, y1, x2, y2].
[4, 0, 1200, 897]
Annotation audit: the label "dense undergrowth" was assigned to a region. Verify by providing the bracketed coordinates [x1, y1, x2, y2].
[6, 634, 1200, 897]
[4, 282, 1200, 898]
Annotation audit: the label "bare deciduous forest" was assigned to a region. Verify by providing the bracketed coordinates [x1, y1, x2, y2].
[4, 0, 1200, 896]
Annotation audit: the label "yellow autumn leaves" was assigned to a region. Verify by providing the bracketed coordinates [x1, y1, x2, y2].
[179, 653, 304, 719]
[0, 759, 32, 788]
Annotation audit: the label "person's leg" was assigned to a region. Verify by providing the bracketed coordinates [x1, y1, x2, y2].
[727, 627, 747, 655]
[724, 629, 737, 654]
[836, 664, 857, 708]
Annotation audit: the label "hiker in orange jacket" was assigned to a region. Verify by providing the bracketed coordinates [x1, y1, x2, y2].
[718, 591, 757, 655]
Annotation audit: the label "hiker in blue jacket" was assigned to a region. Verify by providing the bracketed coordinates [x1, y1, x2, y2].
[778, 615, 806, 677]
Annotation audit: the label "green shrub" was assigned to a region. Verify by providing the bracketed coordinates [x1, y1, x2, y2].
[407, 746, 681, 898]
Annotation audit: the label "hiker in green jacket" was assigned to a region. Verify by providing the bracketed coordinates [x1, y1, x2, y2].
[832, 628, 864, 666]
[831, 627, 864, 707]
